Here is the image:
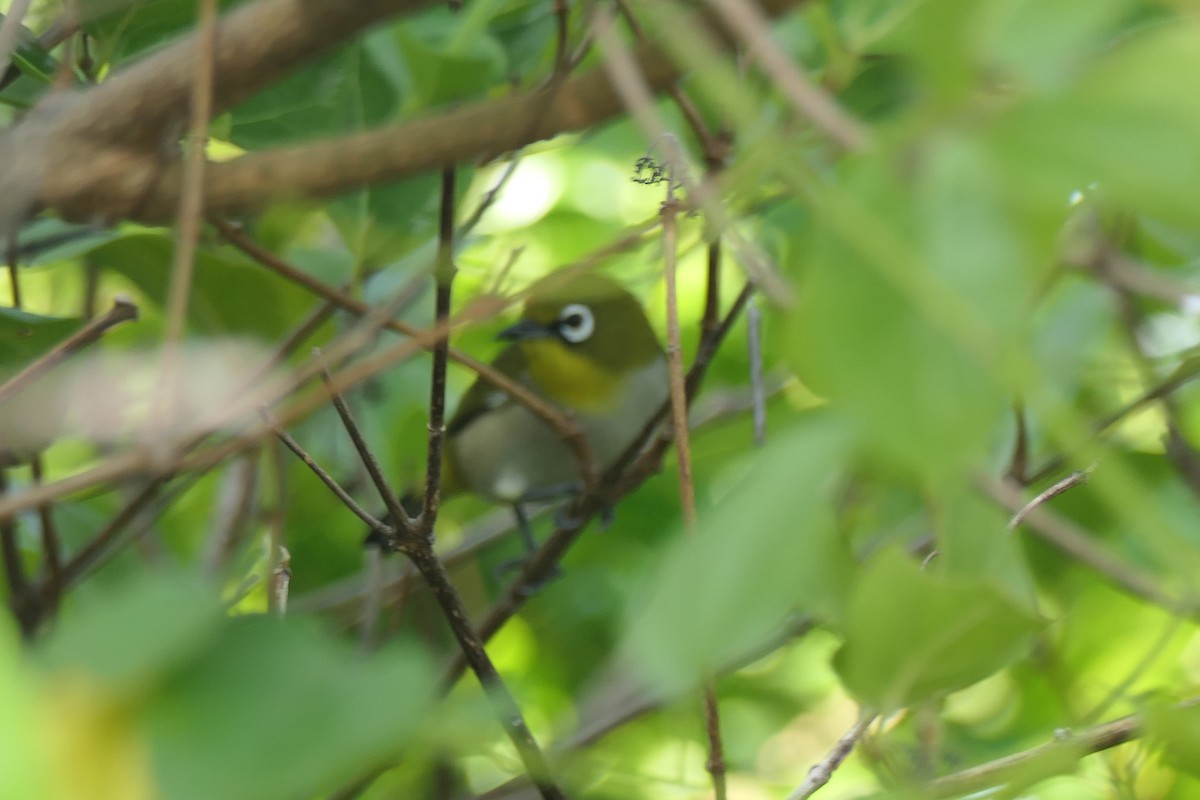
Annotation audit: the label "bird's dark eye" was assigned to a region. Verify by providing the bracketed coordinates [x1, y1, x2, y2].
[556, 303, 595, 344]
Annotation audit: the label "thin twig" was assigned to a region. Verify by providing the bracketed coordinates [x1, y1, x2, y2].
[408, 546, 566, 799]
[1008, 402, 1028, 484]
[703, 0, 868, 152]
[982, 475, 1196, 619]
[265, 439, 288, 615]
[0, 297, 138, 405]
[786, 712, 874, 800]
[28, 456, 61, 611]
[662, 168, 727, 799]
[319, 362, 413, 535]
[594, 3, 791, 303]
[265, 413, 388, 533]
[158, 0, 217, 425]
[460, 153, 523, 237]
[420, 167, 457, 529]
[1006, 466, 1094, 532]
[271, 545, 291, 615]
[0, 469, 35, 637]
[359, 544, 384, 650]
[553, 0, 570, 74]
[925, 696, 1200, 798]
[5, 236, 62, 617]
[746, 295, 766, 447]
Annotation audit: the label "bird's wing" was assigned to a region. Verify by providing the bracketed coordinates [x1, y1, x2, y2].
[445, 344, 532, 437]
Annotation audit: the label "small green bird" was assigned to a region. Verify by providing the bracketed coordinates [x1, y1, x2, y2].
[442, 271, 669, 553]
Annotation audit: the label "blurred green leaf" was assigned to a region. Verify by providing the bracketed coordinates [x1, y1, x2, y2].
[396, 9, 507, 109]
[834, 547, 1041, 710]
[39, 572, 223, 691]
[147, 618, 436, 800]
[88, 231, 309, 336]
[792, 160, 1009, 478]
[1145, 701, 1200, 777]
[626, 416, 853, 692]
[988, 21, 1200, 226]
[82, 0, 247, 64]
[0, 621, 52, 800]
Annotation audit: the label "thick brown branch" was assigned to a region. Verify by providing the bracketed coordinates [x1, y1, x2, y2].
[29, 0, 800, 223]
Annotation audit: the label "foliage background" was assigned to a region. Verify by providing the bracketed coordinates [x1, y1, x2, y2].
[1, 0, 1200, 798]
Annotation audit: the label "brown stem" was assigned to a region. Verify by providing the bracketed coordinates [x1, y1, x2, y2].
[320, 365, 414, 535]
[421, 167, 456, 528]
[0, 469, 35, 638]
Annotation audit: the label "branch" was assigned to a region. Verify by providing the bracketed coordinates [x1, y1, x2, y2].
[926, 697, 1200, 798]
[786, 712, 874, 800]
[22, 0, 801, 224]
[982, 475, 1197, 620]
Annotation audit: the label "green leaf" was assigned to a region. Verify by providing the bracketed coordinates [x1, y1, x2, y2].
[81, 0, 247, 65]
[228, 41, 401, 151]
[0, 620, 52, 800]
[147, 618, 436, 800]
[0, 12, 58, 108]
[39, 571, 224, 691]
[1146, 701, 1200, 778]
[87, 231, 309, 336]
[987, 21, 1200, 226]
[791, 159, 1010, 478]
[834, 547, 1041, 710]
[625, 417, 854, 692]
[396, 9, 507, 109]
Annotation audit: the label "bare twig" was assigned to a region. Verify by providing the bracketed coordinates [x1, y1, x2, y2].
[162, 0, 217, 348]
[265, 440, 288, 615]
[0, 469, 35, 637]
[1008, 402, 1028, 484]
[786, 712, 874, 800]
[703, 0, 868, 151]
[319, 363, 413, 535]
[746, 296, 766, 446]
[265, 413, 388, 532]
[420, 167, 457, 529]
[661, 164, 727, 799]
[1006, 466, 1094, 531]
[0, 0, 33, 80]
[982, 475, 1195, 619]
[926, 697, 1200, 798]
[0, 297, 138, 405]
[460, 153, 523, 237]
[553, 0, 570, 74]
[359, 544, 384, 650]
[271, 545, 291, 615]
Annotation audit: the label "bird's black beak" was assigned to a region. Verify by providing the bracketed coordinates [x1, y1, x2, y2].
[498, 319, 554, 341]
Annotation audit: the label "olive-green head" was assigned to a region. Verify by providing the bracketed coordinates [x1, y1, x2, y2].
[497, 272, 664, 411]
[499, 272, 662, 373]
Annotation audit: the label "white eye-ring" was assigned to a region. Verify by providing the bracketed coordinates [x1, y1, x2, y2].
[557, 303, 595, 344]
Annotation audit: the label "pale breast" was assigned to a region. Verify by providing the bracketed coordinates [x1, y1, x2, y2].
[450, 357, 668, 503]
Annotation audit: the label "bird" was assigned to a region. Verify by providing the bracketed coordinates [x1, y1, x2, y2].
[440, 270, 669, 557]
